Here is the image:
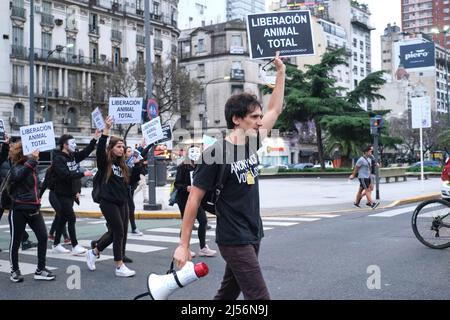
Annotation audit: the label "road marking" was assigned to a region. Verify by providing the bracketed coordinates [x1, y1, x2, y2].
[133, 234, 200, 244]
[0, 259, 56, 275]
[78, 240, 167, 253]
[262, 217, 321, 222]
[18, 248, 114, 262]
[87, 221, 107, 225]
[0, 225, 9, 229]
[369, 205, 417, 217]
[147, 227, 273, 237]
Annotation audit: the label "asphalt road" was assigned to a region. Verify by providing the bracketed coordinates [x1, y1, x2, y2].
[1, 202, 449, 301]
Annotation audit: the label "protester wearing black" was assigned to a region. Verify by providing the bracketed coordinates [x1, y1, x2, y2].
[8, 142, 55, 282]
[86, 116, 135, 277]
[173, 52, 285, 300]
[0, 138, 37, 252]
[174, 151, 216, 257]
[52, 134, 97, 255]
[39, 165, 69, 243]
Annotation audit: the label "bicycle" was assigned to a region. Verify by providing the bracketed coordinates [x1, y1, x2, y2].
[411, 198, 450, 249]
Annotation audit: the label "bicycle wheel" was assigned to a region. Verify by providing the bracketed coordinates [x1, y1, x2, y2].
[412, 199, 450, 249]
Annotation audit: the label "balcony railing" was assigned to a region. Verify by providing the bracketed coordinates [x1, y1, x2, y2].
[41, 13, 55, 27]
[89, 24, 99, 35]
[11, 45, 28, 59]
[111, 29, 122, 42]
[154, 39, 163, 50]
[11, 6, 26, 20]
[136, 34, 145, 45]
[11, 84, 28, 95]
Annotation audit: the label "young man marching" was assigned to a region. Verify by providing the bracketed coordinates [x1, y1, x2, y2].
[173, 52, 285, 300]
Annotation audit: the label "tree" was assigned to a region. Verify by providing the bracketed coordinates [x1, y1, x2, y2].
[84, 60, 200, 145]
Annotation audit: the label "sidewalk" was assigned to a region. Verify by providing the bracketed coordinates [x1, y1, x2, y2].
[39, 177, 442, 219]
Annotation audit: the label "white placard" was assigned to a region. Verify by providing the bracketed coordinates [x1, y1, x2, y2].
[411, 96, 431, 129]
[108, 97, 143, 124]
[141, 117, 164, 146]
[0, 119, 5, 142]
[20, 122, 56, 156]
[91, 107, 105, 131]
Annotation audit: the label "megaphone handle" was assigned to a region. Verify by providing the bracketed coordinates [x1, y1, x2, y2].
[167, 260, 175, 274]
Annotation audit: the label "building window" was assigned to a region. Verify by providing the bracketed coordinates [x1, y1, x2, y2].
[12, 26, 24, 46]
[42, 32, 52, 54]
[12, 64, 24, 94]
[66, 37, 76, 62]
[231, 35, 242, 47]
[90, 43, 98, 64]
[67, 107, 77, 127]
[113, 47, 121, 67]
[13, 103, 25, 125]
[197, 39, 205, 52]
[197, 63, 205, 78]
[137, 51, 144, 64]
[152, 1, 160, 15]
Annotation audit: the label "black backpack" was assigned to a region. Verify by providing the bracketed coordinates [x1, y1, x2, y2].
[44, 165, 56, 190]
[199, 141, 228, 216]
[91, 169, 104, 204]
[0, 169, 12, 210]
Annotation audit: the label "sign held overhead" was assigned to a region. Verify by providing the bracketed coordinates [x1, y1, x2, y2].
[20, 121, 56, 155]
[246, 10, 315, 59]
[109, 97, 143, 124]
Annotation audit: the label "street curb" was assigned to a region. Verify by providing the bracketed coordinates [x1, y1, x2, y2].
[37, 193, 442, 219]
[384, 193, 441, 208]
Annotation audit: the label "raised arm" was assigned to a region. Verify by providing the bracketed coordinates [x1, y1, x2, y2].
[74, 130, 101, 163]
[96, 117, 113, 170]
[260, 51, 286, 139]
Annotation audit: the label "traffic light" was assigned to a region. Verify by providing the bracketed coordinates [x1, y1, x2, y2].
[370, 116, 383, 135]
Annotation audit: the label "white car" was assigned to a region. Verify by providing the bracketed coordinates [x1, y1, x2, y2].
[441, 181, 450, 200]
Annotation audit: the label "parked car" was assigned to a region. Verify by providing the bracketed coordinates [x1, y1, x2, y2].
[293, 163, 314, 170]
[313, 160, 333, 169]
[409, 160, 441, 169]
[441, 181, 450, 200]
[81, 167, 98, 188]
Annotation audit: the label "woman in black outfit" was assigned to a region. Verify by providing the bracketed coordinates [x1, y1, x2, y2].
[86, 116, 135, 277]
[8, 142, 55, 282]
[175, 146, 216, 257]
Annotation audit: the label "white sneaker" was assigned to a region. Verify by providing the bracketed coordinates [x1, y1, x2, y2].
[86, 249, 97, 271]
[198, 245, 217, 257]
[72, 244, 87, 256]
[190, 250, 196, 258]
[115, 263, 136, 277]
[52, 244, 70, 254]
[131, 229, 143, 236]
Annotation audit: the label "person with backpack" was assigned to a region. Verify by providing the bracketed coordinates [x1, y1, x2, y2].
[8, 142, 55, 282]
[39, 165, 70, 245]
[174, 146, 216, 258]
[173, 52, 286, 300]
[86, 116, 135, 277]
[0, 137, 37, 252]
[51, 133, 98, 255]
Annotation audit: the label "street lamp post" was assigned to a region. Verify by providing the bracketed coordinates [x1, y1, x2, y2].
[431, 26, 450, 125]
[203, 76, 230, 130]
[43, 44, 73, 121]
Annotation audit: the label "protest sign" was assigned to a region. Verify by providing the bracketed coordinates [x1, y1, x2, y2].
[20, 122, 56, 155]
[109, 97, 143, 124]
[91, 107, 105, 131]
[141, 117, 164, 146]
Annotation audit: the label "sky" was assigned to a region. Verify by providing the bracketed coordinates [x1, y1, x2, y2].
[363, 0, 401, 70]
[265, 0, 402, 71]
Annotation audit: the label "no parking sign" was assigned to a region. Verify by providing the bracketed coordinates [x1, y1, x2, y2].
[147, 99, 159, 120]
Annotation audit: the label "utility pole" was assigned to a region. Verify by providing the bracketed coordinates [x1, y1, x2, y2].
[144, 0, 161, 210]
[29, 0, 35, 125]
[370, 116, 383, 200]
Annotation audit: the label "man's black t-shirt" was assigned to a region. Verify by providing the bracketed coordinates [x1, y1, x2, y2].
[193, 137, 263, 246]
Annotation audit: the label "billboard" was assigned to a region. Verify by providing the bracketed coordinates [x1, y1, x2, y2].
[399, 42, 435, 71]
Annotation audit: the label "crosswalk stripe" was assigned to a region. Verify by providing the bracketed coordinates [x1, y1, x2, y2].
[87, 221, 107, 225]
[262, 217, 321, 222]
[133, 234, 200, 244]
[0, 259, 56, 275]
[78, 240, 167, 253]
[0, 225, 9, 229]
[369, 205, 417, 217]
[18, 248, 114, 262]
[147, 227, 273, 237]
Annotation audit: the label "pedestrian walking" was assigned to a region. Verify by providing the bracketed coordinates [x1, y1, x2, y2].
[174, 146, 217, 258]
[8, 142, 55, 282]
[86, 116, 135, 277]
[51, 133, 97, 255]
[350, 146, 379, 209]
[173, 51, 286, 300]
